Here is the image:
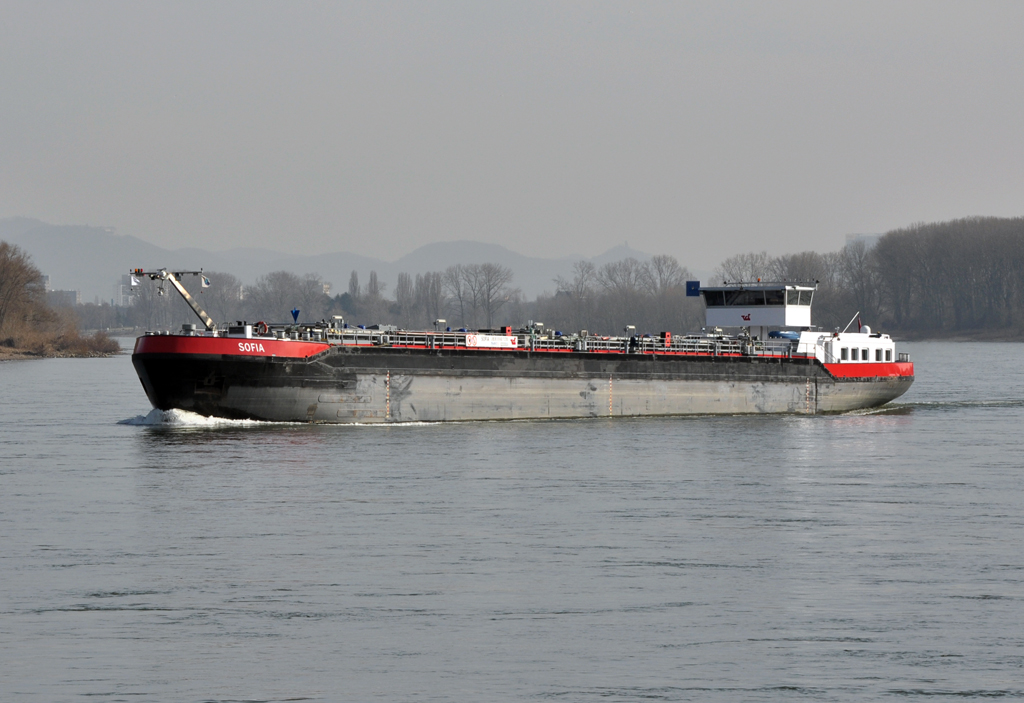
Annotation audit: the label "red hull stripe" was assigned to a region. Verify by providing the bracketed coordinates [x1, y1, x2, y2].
[823, 362, 914, 379]
[133, 335, 329, 359]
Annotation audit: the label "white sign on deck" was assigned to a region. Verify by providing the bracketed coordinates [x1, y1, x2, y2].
[465, 334, 518, 349]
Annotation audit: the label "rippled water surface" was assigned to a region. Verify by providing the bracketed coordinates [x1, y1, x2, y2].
[2, 342, 1024, 702]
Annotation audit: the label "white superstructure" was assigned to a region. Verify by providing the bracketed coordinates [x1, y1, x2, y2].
[796, 329, 903, 364]
[700, 283, 816, 328]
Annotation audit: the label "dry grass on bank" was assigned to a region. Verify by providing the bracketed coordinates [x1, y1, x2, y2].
[0, 329, 121, 360]
[0, 326, 121, 360]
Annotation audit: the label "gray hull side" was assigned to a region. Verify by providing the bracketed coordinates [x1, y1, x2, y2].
[815, 375, 914, 413]
[221, 371, 912, 423]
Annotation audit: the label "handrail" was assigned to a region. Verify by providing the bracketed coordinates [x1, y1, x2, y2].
[155, 322, 853, 362]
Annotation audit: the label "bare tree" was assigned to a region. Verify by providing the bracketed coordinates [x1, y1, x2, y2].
[196, 271, 244, 324]
[368, 272, 385, 298]
[0, 242, 45, 333]
[595, 258, 651, 331]
[353, 270, 390, 322]
[395, 272, 413, 309]
[554, 260, 596, 331]
[643, 255, 697, 332]
[645, 254, 687, 295]
[769, 251, 830, 284]
[477, 263, 517, 327]
[597, 258, 648, 295]
[714, 251, 773, 283]
[297, 273, 332, 322]
[395, 272, 414, 324]
[443, 264, 471, 326]
[554, 260, 596, 299]
[839, 241, 879, 321]
[415, 271, 446, 326]
[246, 271, 308, 321]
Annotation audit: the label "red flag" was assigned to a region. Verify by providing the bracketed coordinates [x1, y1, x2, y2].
[857, 316, 863, 332]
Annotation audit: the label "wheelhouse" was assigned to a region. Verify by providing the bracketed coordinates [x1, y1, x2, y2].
[699, 282, 816, 328]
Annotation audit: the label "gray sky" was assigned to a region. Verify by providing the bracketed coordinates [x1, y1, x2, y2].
[2, 1, 1022, 271]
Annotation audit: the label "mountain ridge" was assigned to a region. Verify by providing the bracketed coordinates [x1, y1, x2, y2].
[2, 217, 655, 301]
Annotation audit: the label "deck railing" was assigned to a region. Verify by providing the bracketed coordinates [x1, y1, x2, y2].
[158, 324, 829, 360]
[312, 328, 812, 358]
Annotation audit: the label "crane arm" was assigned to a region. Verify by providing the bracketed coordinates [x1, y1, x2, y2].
[131, 268, 216, 331]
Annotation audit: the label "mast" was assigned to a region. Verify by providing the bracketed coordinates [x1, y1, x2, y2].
[131, 268, 216, 331]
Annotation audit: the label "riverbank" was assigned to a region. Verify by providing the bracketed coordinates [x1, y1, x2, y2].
[894, 327, 1024, 342]
[0, 330, 122, 360]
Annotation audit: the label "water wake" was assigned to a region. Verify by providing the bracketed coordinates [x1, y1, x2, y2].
[838, 398, 1024, 417]
[118, 408, 279, 428]
[117, 408, 436, 428]
[897, 398, 1024, 411]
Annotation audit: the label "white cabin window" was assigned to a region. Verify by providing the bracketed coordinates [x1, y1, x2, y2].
[862, 348, 868, 360]
[885, 349, 892, 362]
[875, 349, 882, 362]
[851, 348, 858, 361]
[841, 347, 849, 360]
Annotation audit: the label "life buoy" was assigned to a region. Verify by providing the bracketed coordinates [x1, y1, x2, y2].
[255, 321, 269, 336]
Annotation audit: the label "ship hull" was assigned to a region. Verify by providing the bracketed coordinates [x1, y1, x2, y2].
[132, 340, 914, 423]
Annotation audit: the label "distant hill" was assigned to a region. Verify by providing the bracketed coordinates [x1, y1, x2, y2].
[2, 217, 653, 301]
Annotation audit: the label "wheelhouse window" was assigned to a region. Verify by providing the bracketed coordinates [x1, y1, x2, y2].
[705, 287, 812, 307]
[851, 348, 858, 361]
[862, 348, 868, 360]
[702, 291, 726, 307]
[885, 349, 892, 362]
[841, 347, 849, 360]
[875, 349, 882, 362]
[785, 290, 814, 306]
[723, 289, 765, 306]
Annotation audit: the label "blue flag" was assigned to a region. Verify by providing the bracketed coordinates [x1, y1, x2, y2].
[291, 309, 300, 323]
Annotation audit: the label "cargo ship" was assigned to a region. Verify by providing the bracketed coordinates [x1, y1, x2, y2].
[130, 269, 914, 423]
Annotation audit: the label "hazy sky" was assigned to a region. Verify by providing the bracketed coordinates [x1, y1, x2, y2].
[2, 1, 1022, 270]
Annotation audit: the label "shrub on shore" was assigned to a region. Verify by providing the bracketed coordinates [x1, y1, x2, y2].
[0, 328, 121, 357]
[0, 242, 121, 358]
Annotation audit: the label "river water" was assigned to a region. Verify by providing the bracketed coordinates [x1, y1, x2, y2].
[1, 342, 1023, 702]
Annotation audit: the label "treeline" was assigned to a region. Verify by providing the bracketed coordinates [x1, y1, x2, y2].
[68, 215, 1024, 337]
[77, 265, 524, 332]
[714, 217, 1024, 334]
[84, 256, 704, 337]
[0, 242, 118, 355]
[534, 255, 703, 334]
[873, 217, 1024, 331]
